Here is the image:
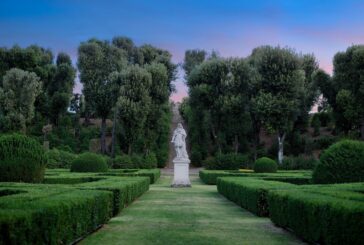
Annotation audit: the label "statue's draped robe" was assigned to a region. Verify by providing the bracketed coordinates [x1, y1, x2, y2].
[172, 127, 188, 159]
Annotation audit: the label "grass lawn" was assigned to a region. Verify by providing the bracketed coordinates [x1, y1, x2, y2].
[81, 175, 304, 245]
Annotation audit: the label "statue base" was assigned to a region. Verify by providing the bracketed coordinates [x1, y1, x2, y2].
[171, 158, 191, 187]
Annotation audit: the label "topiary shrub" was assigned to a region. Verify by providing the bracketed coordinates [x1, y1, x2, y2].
[71, 152, 108, 172]
[0, 134, 46, 182]
[131, 154, 144, 169]
[143, 152, 158, 169]
[313, 140, 364, 184]
[113, 155, 133, 169]
[45, 148, 76, 169]
[254, 157, 277, 173]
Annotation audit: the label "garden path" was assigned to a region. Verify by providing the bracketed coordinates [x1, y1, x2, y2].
[80, 174, 305, 245]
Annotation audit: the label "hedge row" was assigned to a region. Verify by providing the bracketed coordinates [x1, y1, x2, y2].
[217, 177, 296, 216]
[217, 177, 364, 245]
[269, 186, 364, 245]
[200, 169, 311, 185]
[0, 185, 112, 245]
[100, 169, 161, 184]
[0, 176, 150, 244]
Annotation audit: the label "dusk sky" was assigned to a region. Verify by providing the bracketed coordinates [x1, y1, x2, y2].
[1, 0, 364, 102]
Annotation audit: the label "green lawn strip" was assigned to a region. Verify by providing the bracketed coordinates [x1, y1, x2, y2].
[0, 183, 113, 244]
[199, 170, 311, 185]
[268, 187, 364, 245]
[80, 176, 304, 245]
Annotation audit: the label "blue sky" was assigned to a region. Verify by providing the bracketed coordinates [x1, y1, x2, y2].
[1, 0, 364, 101]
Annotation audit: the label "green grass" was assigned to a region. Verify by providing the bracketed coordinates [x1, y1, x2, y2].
[81, 175, 304, 245]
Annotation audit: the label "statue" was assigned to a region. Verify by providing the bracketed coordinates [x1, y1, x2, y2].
[171, 123, 189, 160]
[171, 123, 191, 187]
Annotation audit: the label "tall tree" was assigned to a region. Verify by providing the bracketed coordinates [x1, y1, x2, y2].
[115, 65, 152, 154]
[183, 49, 207, 78]
[0, 68, 42, 132]
[78, 39, 127, 153]
[250, 46, 305, 164]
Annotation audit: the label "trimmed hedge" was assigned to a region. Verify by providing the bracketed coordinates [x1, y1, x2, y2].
[71, 152, 108, 173]
[268, 185, 364, 245]
[199, 169, 311, 185]
[45, 148, 76, 169]
[217, 177, 296, 216]
[100, 169, 161, 184]
[203, 153, 249, 170]
[0, 175, 150, 244]
[313, 140, 364, 183]
[254, 157, 277, 173]
[0, 134, 46, 183]
[113, 155, 133, 169]
[0, 185, 112, 245]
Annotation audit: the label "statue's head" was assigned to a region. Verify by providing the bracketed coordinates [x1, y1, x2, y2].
[177, 123, 183, 128]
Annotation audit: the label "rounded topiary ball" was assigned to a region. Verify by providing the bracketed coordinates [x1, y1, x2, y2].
[0, 134, 46, 183]
[313, 140, 364, 184]
[254, 157, 277, 173]
[71, 152, 108, 172]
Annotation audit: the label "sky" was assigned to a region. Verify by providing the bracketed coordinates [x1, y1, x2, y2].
[1, 0, 364, 102]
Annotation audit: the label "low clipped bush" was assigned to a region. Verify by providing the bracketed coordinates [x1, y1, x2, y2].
[254, 157, 277, 173]
[131, 154, 144, 169]
[313, 140, 364, 183]
[0, 134, 46, 182]
[203, 153, 249, 170]
[143, 152, 158, 169]
[281, 155, 318, 170]
[71, 152, 108, 172]
[113, 155, 133, 169]
[45, 148, 76, 168]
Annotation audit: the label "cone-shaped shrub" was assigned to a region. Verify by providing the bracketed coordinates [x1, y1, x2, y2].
[71, 152, 108, 172]
[0, 134, 46, 182]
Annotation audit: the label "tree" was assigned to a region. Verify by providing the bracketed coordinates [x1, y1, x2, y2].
[115, 65, 152, 154]
[183, 49, 207, 78]
[250, 46, 305, 164]
[78, 39, 127, 153]
[0, 68, 42, 132]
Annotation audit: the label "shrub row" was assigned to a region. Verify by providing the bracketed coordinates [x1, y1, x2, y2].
[45, 148, 76, 168]
[0, 185, 112, 245]
[203, 153, 250, 170]
[0, 176, 150, 244]
[100, 169, 161, 184]
[217, 177, 296, 216]
[269, 185, 364, 245]
[199, 169, 311, 185]
[112, 153, 158, 169]
[217, 177, 364, 245]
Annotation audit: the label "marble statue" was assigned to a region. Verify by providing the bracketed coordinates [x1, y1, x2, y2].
[171, 123, 189, 160]
[171, 123, 191, 187]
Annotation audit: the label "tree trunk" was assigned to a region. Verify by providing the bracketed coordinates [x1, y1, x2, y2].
[128, 144, 132, 155]
[100, 117, 107, 154]
[211, 126, 221, 154]
[277, 132, 286, 164]
[111, 110, 117, 158]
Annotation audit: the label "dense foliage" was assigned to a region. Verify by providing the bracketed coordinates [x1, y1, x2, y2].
[313, 140, 364, 183]
[0, 134, 46, 182]
[0, 173, 150, 244]
[71, 152, 108, 172]
[181, 46, 319, 168]
[203, 153, 249, 170]
[45, 148, 77, 168]
[254, 157, 277, 173]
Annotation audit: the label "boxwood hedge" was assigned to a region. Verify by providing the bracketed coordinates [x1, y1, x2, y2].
[0, 174, 150, 244]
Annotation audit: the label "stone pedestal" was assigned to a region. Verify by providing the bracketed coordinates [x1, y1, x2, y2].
[171, 158, 191, 187]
